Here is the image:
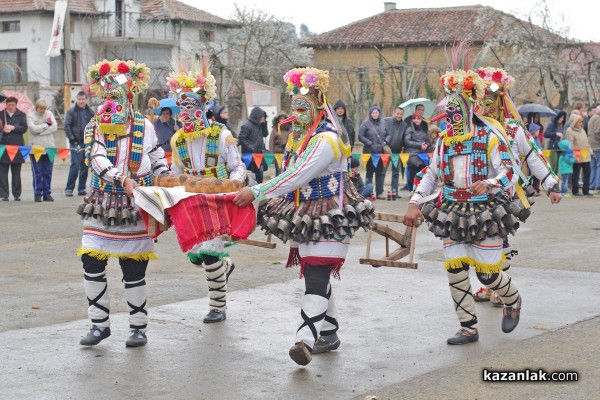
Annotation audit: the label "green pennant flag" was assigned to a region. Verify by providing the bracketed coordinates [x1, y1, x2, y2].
[351, 153, 361, 160]
[391, 153, 400, 168]
[46, 147, 57, 163]
[0, 145, 5, 160]
[263, 153, 275, 167]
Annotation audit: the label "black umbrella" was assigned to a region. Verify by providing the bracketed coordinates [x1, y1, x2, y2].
[517, 103, 557, 117]
[0, 93, 6, 103]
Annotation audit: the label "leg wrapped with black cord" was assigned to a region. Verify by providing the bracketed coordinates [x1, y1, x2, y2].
[203, 254, 228, 323]
[121, 258, 149, 347]
[477, 270, 521, 333]
[312, 283, 341, 354]
[80, 254, 112, 346]
[447, 264, 479, 345]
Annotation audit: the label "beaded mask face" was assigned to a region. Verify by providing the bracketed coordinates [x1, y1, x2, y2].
[445, 92, 474, 139]
[176, 92, 203, 125]
[98, 83, 130, 126]
[476, 86, 502, 120]
[290, 94, 319, 140]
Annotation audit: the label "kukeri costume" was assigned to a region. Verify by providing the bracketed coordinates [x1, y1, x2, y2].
[251, 68, 374, 365]
[410, 66, 522, 345]
[167, 58, 244, 323]
[77, 59, 169, 347]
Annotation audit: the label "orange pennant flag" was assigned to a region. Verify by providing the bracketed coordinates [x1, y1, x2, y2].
[274, 153, 284, 168]
[164, 151, 173, 166]
[361, 153, 371, 166]
[573, 149, 581, 162]
[428, 152, 433, 158]
[399, 153, 410, 166]
[380, 153, 390, 168]
[31, 145, 45, 162]
[57, 148, 70, 161]
[5, 145, 19, 162]
[252, 153, 264, 169]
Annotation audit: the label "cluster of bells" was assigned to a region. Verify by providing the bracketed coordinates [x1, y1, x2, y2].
[76, 192, 140, 226]
[258, 199, 375, 244]
[420, 187, 537, 242]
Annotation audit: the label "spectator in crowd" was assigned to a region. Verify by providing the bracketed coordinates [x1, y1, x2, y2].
[358, 105, 388, 199]
[566, 113, 593, 196]
[526, 112, 544, 138]
[269, 113, 292, 176]
[239, 106, 268, 183]
[527, 123, 543, 195]
[349, 157, 373, 197]
[403, 106, 430, 191]
[27, 99, 57, 202]
[586, 105, 600, 190]
[153, 107, 181, 152]
[584, 106, 595, 132]
[383, 106, 407, 197]
[333, 100, 355, 147]
[429, 125, 441, 143]
[558, 138, 576, 197]
[0, 96, 28, 201]
[64, 91, 94, 196]
[213, 105, 233, 135]
[544, 110, 567, 174]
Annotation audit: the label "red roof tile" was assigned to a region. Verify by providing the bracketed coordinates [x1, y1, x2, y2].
[0, 0, 99, 15]
[142, 0, 238, 26]
[301, 5, 560, 47]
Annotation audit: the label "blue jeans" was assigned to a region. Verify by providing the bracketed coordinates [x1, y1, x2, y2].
[365, 157, 385, 196]
[359, 183, 373, 197]
[30, 154, 53, 196]
[387, 161, 400, 193]
[560, 173, 571, 194]
[65, 144, 88, 193]
[590, 154, 600, 189]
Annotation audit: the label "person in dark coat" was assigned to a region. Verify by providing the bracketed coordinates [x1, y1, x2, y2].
[358, 105, 389, 199]
[333, 100, 355, 147]
[153, 107, 181, 152]
[403, 107, 430, 190]
[383, 106, 407, 196]
[238, 106, 268, 183]
[213, 105, 234, 135]
[544, 110, 567, 174]
[64, 91, 94, 196]
[0, 96, 28, 201]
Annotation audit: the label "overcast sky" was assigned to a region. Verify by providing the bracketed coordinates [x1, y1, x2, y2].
[181, 0, 599, 42]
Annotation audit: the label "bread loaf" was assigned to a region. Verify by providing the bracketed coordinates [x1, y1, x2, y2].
[157, 173, 242, 193]
[154, 174, 193, 188]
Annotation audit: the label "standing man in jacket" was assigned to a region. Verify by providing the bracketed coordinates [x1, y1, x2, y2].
[0, 96, 28, 201]
[333, 100, 355, 148]
[358, 105, 389, 199]
[238, 106, 268, 183]
[64, 91, 94, 196]
[383, 106, 407, 197]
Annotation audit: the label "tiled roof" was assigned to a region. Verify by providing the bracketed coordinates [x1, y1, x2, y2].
[301, 6, 560, 47]
[0, 0, 99, 15]
[142, 0, 239, 26]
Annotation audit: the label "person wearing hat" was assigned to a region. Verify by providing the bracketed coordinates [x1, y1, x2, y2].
[233, 67, 373, 366]
[153, 106, 181, 152]
[77, 59, 170, 347]
[0, 96, 28, 201]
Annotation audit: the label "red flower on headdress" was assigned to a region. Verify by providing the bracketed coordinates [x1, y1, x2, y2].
[477, 70, 486, 79]
[492, 71, 503, 83]
[118, 62, 130, 74]
[463, 76, 475, 90]
[99, 63, 111, 76]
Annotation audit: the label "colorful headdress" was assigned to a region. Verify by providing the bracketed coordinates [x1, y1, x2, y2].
[166, 56, 217, 102]
[87, 59, 151, 97]
[284, 67, 329, 103]
[440, 69, 486, 101]
[474, 67, 521, 124]
[476, 67, 514, 91]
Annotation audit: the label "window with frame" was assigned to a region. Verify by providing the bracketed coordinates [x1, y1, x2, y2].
[199, 29, 215, 42]
[49, 50, 80, 84]
[1, 21, 20, 33]
[0, 49, 27, 83]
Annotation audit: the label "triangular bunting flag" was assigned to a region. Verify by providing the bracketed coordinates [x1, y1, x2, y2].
[263, 153, 274, 167]
[46, 147, 58, 163]
[31, 145, 45, 162]
[391, 153, 399, 168]
[274, 153, 284, 168]
[241, 153, 253, 168]
[0, 145, 5, 160]
[428, 152, 433, 159]
[581, 148, 588, 161]
[19, 146, 32, 159]
[5, 145, 19, 162]
[164, 151, 172, 166]
[573, 149, 581, 162]
[57, 148, 70, 161]
[351, 153, 361, 160]
[400, 153, 410, 166]
[542, 149, 551, 159]
[371, 153, 381, 167]
[418, 153, 430, 163]
[380, 153, 390, 168]
[252, 153, 264, 169]
[361, 154, 371, 166]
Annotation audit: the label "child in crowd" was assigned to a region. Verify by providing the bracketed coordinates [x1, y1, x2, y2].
[558, 138, 576, 197]
[350, 157, 373, 198]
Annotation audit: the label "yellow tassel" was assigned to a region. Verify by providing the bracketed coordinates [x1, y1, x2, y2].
[225, 134, 237, 147]
[440, 131, 474, 146]
[98, 123, 127, 136]
[444, 253, 505, 274]
[77, 248, 158, 261]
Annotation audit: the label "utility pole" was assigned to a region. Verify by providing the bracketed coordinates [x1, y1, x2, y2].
[64, 0, 72, 83]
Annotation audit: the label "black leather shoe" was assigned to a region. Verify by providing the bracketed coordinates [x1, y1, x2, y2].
[80, 325, 111, 346]
[1, 198, 8, 201]
[289, 341, 312, 366]
[447, 328, 479, 345]
[502, 295, 522, 333]
[14, 197, 20, 201]
[203, 309, 226, 323]
[78, 190, 87, 196]
[125, 329, 148, 347]
[311, 333, 341, 354]
[35, 195, 42, 202]
[43, 195, 54, 202]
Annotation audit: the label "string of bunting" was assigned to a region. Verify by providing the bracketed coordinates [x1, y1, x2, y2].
[0, 145, 71, 163]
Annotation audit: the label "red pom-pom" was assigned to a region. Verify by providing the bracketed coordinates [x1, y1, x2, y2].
[118, 62, 130, 74]
[127, 92, 133, 99]
[200, 97, 206, 103]
[492, 71, 503, 83]
[99, 63, 110, 76]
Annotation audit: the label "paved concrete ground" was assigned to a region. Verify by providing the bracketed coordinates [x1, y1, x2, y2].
[1, 162, 599, 400]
